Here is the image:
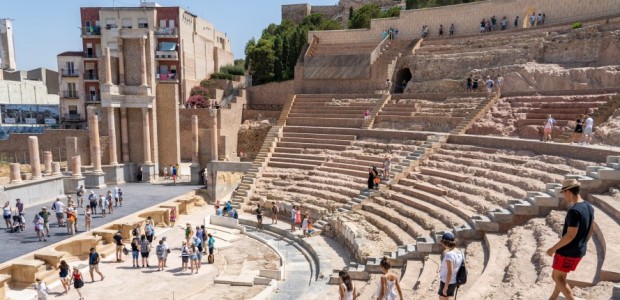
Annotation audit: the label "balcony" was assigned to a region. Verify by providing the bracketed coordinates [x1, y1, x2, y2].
[63, 114, 84, 122]
[155, 27, 178, 38]
[83, 53, 98, 60]
[83, 71, 99, 81]
[156, 73, 179, 83]
[85, 94, 100, 103]
[62, 91, 79, 99]
[61, 68, 80, 77]
[155, 50, 179, 61]
[81, 26, 101, 37]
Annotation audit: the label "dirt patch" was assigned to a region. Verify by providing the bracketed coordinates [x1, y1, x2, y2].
[237, 120, 272, 161]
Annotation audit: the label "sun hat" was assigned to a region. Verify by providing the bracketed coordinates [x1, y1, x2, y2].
[560, 179, 580, 192]
[441, 232, 455, 242]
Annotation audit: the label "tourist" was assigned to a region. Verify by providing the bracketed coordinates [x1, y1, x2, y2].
[33, 214, 45, 241]
[194, 227, 203, 254]
[161, 236, 170, 267]
[52, 198, 66, 227]
[163, 166, 168, 180]
[472, 77, 479, 92]
[423, 25, 429, 38]
[438, 24, 443, 36]
[3, 201, 12, 229]
[118, 187, 123, 207]
[88, 191, 98, 214]
[224, 200, 233, 216]
[99, 194, 106, 217]
[530, 12, 536, 27]
[301, 215, 308, 237]
[514, 16, 520, 28]
[368, 167, 377, 190]
[491, 16, 497, 30]
[130, 234, 140, 267]
[72, 205, 79, 233]
[58, 260, 70, 294]
[181, 241, 190, 271]
[485, 19, 491, 32]
[84, 205, 92, 231]
[172, 164, 177, 185]
[543, 114, 557, 142]
[582, 113, 594, 145]
[113, 231, 124, 262]
[496, 74, 504, 93]
[290, 206, 297, 232]
[372, 166, 380, 189]
[271, 201, 278, 224]
[376, 257, 403, 299]
[449, 23, 455, 36]
[145, 220, 155, 244]
[364, 109, 370, 120]
[76, 185, 85, 207]
[383, 156, 391, 178]
[485, 76, 494, 94]
[339, 269, 356, 300]
[479, 19, 486, 34]
[207, 233, 215, 263]
[70, 266, 85, 300]
[113, 187, 120, 207]
[307, 218, 315, 236]
[542, 13, 546, 25]
[38, 207, 51, 238]
[34, 278, 49, 300]
[106, 191, 113, 214]
[66, 207, 77, 235]
[295, 207, 302, 230]
[66, 195, 74, 208]
[571, 114, 585, 144]
[546, 179, 594, 300]
[466, 75, 472, 92]
[139, 235, 151, 268]
[15, 198, 24, 217]
[256, 204, 263, 229]
[88, 247, 105, 282]
[169, 207, 176, 227]
[538, 13, 543, 26]
[185, 223, 194, 245]
[190, 244, 200, 274]
[156, 239, 167, 271]
[501, 16, 508, 30]
[438, 232, 464, 299]
[385, 79, 391, 94]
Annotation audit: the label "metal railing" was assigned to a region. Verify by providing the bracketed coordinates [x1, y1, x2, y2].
[84, 53, 98, 59]
[61, 68, 80, 77]
[62, 91, 79, 98]
[81, 27, 101, 36]
[63, 114, 83, 122]
[155, 27, 178, 36]
[85, 94, 100, 102]
[83, 71, 99, 80]
[219, 82, 246, 109]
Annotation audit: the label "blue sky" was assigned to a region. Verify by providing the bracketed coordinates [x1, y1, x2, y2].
[2, 0, 336, 71]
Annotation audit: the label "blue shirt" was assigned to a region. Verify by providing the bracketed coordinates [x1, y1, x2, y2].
[208, 237, 215, 248]
[89, 252, 99, 265]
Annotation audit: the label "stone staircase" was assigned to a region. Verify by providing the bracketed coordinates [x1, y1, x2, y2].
[451, 92, 501, 134]
[373, 39, 420, 89]
[556, 93, 620, 143]
[277, 95, 297, 126]
[362, 94, 391, 129]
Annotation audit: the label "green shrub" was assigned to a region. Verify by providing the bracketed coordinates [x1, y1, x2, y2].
[572, 22, 582, 29]
[200, 79, 215, 88]
[210, 72, 234, 80]
[220, 65, 245, 76]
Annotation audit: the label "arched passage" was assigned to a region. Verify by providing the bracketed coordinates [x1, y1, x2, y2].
[394, 68, 412, 93]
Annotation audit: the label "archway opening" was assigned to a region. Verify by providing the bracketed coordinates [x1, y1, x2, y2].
[394, 68, 412, 93]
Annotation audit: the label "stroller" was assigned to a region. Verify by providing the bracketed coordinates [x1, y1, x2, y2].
[10, 214, 25, 232]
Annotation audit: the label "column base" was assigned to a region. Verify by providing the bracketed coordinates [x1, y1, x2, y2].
[190, 165, 203, 185]
[63, 176, 85, 194]
[103, 164, 126, 185]
[122, 163, 138, 182]
[141, 164, 156, 183]
[84, 172, 107, 189]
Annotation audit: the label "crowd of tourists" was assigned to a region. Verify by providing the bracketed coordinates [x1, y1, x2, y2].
[543, 113, 595, 145]
[3, 185, 124, 241]
[465, 74, 504, 94]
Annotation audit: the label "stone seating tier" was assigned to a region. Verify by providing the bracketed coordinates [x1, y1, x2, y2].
[357, 209, 418, 246]
[587, 194, 620, 282]
[311, 41, 380, 56]
[369, 197, 436, 234]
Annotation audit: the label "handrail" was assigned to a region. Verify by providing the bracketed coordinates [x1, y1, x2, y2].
[370, 35, 390, 65]
[304, 35, 320, 58]
[219, 82, 246, 109]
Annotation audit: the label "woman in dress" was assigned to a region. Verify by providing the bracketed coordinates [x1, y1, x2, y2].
[58, 260, 70, 294]
[367, 168, 376, 190]
[70, 266, 85, 300]
[295, 207, 302, 230]
[339, 269, 356, 300]
[3, 201, 12, 229]
[376, 257, 403, 300]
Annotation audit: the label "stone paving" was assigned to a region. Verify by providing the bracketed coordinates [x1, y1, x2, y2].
[0, 180, 197, 263]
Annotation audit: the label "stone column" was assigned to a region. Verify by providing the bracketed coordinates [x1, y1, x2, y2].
[43, 151, 52, 175]
[107, 107, 118, 165]
[104, 46, 112, 85]
[210, 110, 218, 161]
[28, 136, 42, 179]
[9, 163, 22, 184]
[191, 115, 199, 166]
[118, 38, 125, 86]
[51, 162, 62, 176]
[89, 114, 103, 173]
[120, 108, 130, 163]
[71, 155, 82, 178]
[66, 137, 78, 162]
[142, 108, 152, 164]
[139, 37, 148, 87]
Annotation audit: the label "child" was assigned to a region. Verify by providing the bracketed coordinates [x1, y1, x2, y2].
[169, 207, 176, 227]
[100, 195, 107, 218]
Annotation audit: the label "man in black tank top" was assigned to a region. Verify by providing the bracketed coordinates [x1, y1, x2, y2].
[546, 179, 594, 300]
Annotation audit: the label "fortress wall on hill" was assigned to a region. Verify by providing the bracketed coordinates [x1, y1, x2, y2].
[309, 0, 620, 44]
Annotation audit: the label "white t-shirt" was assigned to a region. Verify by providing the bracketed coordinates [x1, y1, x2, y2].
[545, 118, 556, 129]
[53, 201, 65, 214]
[290, 208, 296, 219]
[302, 219, 308, 230]
[440, 250, 464, 284]
[585, 117, 594, 128]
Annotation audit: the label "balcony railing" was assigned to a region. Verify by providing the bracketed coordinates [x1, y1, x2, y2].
[63, 114, 83, 122]
[155, 50, 178, 60]
[83, 71, 99, 81]
[84, 53, 98, 59]
[61, 68, 80, 77]
[62, 91, 79, 99]
[156, 73, 178, 81]
[85, 94, 100, 102]
[81, 26, 101, 37]
[155, 27, 178, 36]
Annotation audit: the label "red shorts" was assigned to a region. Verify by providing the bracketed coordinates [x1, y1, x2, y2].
[552, 253, 582, 273]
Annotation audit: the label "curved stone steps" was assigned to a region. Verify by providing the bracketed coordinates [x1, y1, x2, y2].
[411, 254, 441, 298]
[362, 201, 429, 240]
[356, 210, 417, 246]
[270, 152, 327, 161]
[282, 132, 357, 141]
[283, 185, 352, 204]
[295, 181, 360, 198]
[400, 260, 423, 298]
[582, 194, 620, 283]
[280, 136, 354, 146]
[372, 196, 444, 231]
[269, 156, 325, 166]
[459, 234, 511, 300]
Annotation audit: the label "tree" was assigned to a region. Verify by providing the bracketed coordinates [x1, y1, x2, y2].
[281, 35, 290, 79]
[349, 7, 354, 20]
[247, 39, 276, 85]
[273, 36, 283, 81]
[349, 4, 400, 29]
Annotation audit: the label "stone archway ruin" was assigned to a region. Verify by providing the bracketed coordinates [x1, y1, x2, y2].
[394, 68, 413, 93]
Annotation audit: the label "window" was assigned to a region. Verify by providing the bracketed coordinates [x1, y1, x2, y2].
[122, 18, 132, 29]
[66, 62, 75, 74]
[138, 18, 148, 28]
[105, 18, 117, 29]
[68, 105, 78, 115]
[67, 83, 77, 93]
[159, 19, 166, 28]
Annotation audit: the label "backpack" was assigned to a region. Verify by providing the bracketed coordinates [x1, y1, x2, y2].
[156, 245, 165, 257]
[456, 250, 468, 286]
[132, 228, 138, 237]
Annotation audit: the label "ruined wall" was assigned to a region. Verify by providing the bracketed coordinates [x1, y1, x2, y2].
[0, 130, 89, 164]
[282, 4, 312, 24]
[247, 80, 294, 105]
[156, 83, 181, 169]
[179, 109, 214, 162]
[124, 39, 142, 86]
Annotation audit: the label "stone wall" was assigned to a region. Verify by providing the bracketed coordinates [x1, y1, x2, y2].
[124, 39, 142, 86]
[241, 110, 281, 123]
[282, 4, 312, 24]
[309, 0, 620, 43]
[179, 109, 214, 162]
[247, 80, 294, 105]
[218, 91, 247, 161]
[0, 130, 89, 164]
[156, 83, 181, 169]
